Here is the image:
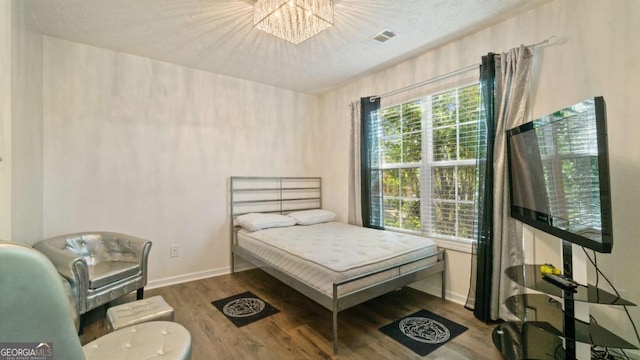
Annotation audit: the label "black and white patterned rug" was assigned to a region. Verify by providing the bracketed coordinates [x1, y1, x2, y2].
[379, 309, 468, 356]
[211, 291, 280, 327]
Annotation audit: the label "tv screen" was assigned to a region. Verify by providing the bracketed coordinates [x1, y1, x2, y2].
[506, 97, 613, 253]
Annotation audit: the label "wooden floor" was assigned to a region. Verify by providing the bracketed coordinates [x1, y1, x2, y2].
[81, 269, 502, 359]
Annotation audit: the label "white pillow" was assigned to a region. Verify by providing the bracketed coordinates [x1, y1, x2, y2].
[236, 213, 296, 232]
[288, 209, 337, 225]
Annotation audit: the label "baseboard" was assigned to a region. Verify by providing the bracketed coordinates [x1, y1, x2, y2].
[230, 262, 256, 273]
[146, 263, 256, 290]
[146, 268, 226, 290]
[447, 290, 468, 306]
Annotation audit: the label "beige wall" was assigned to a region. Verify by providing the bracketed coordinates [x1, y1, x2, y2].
[319, 0, 640, 350]
[41, 37, 322, 286]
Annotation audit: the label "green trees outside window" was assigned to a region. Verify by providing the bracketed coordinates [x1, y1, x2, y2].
[377, 83, 482, 240]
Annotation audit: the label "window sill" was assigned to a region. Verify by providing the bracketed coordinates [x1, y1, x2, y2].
[384, 227, 473, 254]
[430, 237, 473, 254]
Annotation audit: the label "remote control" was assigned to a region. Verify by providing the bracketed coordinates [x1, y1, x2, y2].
[542, 273, 578, 292]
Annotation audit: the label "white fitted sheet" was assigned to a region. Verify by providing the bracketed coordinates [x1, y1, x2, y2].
[236, 222, 439, 296]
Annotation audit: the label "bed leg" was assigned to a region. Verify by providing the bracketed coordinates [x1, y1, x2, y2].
[441, 268, 446, 301]
[333, 307, 338, 355]
[230, 252, 235, 274]
[442, 253, 447, 301]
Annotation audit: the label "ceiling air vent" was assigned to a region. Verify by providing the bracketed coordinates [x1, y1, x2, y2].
[371, 28, 397, 43]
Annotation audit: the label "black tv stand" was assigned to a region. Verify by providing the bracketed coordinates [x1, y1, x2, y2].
[492, 240, 636, 359]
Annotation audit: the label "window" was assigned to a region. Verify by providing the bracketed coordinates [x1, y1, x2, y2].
[376, 83, 482, 241]
[380, 101, 422, 231]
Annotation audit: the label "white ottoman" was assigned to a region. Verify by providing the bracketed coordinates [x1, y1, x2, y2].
[107, 295, 174, 331]
[83, 321, 191, 360]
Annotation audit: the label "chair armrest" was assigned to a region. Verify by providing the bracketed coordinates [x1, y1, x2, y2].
[99, 232, 152, 266]
[33, 240, 89, 313]
[33, 241, 87, 281]
[60, 275, 80, 331]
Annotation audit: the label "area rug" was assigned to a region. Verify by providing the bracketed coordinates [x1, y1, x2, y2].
[379, 309, 468, 356]
[212, 291, 280, 328]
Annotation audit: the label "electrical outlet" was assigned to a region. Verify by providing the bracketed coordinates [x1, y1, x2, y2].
[170, 245, 179, 258]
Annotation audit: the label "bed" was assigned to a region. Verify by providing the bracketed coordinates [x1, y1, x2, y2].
[229, 176, 446, 354]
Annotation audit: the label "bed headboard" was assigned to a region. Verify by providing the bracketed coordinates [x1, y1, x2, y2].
[230, 176, 322, 229]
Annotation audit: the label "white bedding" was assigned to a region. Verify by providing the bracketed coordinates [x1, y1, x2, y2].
[237, 222, 439, 296]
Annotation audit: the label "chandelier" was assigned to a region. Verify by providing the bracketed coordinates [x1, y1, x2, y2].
[254, 0, 334, 44]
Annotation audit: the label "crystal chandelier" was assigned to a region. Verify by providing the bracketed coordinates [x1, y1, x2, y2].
[254, 0, 334, 44]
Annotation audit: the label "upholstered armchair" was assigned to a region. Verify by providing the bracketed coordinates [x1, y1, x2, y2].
[33, 232, 152, 315]
[0, 241, 191, 360]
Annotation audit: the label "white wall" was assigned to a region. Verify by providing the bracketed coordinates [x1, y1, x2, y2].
[320, 0, 640, 350]
[10, 0, 43, 245]
[42, 37, 322, 286]
[0, 0, 44, 243]
[0, 1, 12, 240]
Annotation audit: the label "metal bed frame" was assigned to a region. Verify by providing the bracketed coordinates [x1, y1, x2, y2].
[229, 176, 446, 354]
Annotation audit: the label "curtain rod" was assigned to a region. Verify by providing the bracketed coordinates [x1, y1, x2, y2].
[369, 64, 479, 101]
[368, 35, 558, 102]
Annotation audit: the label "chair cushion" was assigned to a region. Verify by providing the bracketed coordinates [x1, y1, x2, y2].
[88, 261, 140, 289]
[83, 321, 191, 360]
[107, 295, 174, 331]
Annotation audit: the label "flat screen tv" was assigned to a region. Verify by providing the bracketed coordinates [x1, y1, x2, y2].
[506, 97, 613, 253]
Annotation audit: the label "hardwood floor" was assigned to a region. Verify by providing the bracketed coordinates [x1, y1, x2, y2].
[80, 269, 502, 359]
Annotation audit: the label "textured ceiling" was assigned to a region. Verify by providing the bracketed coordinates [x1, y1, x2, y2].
[25, 0, 548, 94]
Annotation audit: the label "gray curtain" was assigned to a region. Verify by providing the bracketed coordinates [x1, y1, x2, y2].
[491, 45, 534, 320]
[348, 101, 363, 226]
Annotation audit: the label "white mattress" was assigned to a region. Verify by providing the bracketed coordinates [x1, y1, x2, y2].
[236, 222, 439, 297]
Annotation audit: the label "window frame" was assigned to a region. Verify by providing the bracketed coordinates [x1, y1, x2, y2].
[376, 81, 481, 252]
